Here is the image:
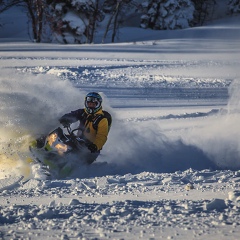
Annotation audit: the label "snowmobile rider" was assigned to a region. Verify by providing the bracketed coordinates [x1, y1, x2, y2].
[59, 92, 110, 164]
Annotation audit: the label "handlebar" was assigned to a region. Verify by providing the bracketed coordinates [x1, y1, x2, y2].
[65, 125, 81, 136]
[64, 125, 87, 149]
[64, 125, 86, 143]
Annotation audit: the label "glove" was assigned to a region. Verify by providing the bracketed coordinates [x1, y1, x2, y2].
[59, 117, 70, 128]
[61, 121, 70, 128]
[87, 143, 98, 153]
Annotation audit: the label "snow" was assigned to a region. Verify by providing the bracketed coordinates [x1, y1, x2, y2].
[63, 12, 86, 35]
[0, 6, 240, 240]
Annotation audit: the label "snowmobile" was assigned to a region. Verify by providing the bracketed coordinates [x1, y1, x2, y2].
[29, 125, 91, 179]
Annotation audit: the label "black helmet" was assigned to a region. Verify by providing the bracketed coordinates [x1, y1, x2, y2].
[85, 92, 102, 114]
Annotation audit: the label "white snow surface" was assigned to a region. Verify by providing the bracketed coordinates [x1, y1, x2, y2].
[0, 10, 240, 240]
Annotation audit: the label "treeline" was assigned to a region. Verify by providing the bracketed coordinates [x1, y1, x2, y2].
[0, 0, 239, 43]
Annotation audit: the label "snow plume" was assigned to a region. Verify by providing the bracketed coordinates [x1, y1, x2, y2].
[0, 69, 86, 135]
[0, 69, 85, 177]
[217, 78, 240, 169]
[182, 79, 240, 170]
[102, 121, 216, 175]
[227, 78, 240, 114]
[101, 79, 240, 176]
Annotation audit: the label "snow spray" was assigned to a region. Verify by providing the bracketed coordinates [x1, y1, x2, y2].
[183, 78, 240, 170]
[106, 78, 240, 174]
[227, 79, 240, 114]
[205, 78, 240, 169]
[103, 119, 216, 175]
[0, 69, 85, 178]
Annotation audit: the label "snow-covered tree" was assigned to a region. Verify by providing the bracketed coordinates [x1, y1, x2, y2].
[191, 0, 216, 26]
[139, 0, 194, 30]
[47, 0, 104, 44]
[228, 0, 240, 14]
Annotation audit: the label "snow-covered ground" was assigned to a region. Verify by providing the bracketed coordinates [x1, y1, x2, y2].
[0, 10, 240, 240]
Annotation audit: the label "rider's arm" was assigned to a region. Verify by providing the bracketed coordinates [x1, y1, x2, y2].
[59, 109, 84, 124]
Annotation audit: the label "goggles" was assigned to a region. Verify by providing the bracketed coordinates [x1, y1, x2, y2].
[86, 96, 99, 103]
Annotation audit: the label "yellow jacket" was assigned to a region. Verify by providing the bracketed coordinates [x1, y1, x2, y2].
[60, 108, 109, 151]
[82, 109, 108, 151]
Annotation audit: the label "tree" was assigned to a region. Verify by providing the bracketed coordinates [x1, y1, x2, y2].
[102, 0, 137, 43]
[0, 0, 3, 27]
[139, 0, 195, 30]
[0, 0, 47, 42]
[0, 0, 20, 13]
[102, 0, 122, 43]
[191, 0, 216, 26]
[26, 0, 45, 42]
[47, 0, 104, 44]
[228, 0, 240, 14]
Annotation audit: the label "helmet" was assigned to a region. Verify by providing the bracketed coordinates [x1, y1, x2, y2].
[85, 92, 102, 114]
